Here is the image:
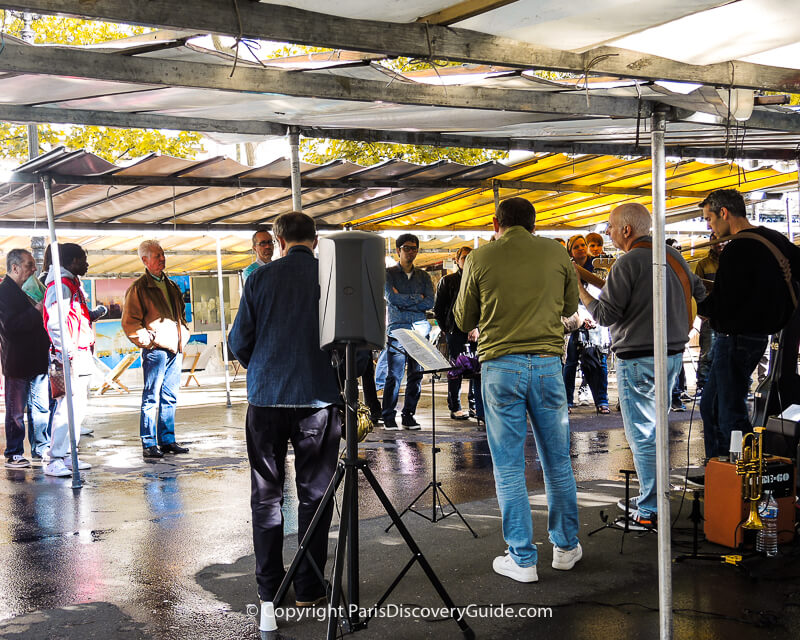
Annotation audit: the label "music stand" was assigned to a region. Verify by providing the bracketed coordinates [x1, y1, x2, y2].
[271, 341, 474, 639]
[385, 329, 478, 538]
[588, 469, 655, 553]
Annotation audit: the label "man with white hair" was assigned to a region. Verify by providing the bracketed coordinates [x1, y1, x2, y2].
[576, 203, 706, 529]
[122, 240, 191, 459]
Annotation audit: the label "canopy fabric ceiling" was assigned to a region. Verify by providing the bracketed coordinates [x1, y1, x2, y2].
[0, 147, 797, 275]
[0, 23, 799, 156]
[4, 148, 798, 233]
[264, 0, 800, 69]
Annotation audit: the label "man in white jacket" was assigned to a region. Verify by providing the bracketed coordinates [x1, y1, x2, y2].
[43, 244, 97, 477]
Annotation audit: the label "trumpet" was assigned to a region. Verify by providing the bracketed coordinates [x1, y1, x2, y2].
[735, 427, 765, 530]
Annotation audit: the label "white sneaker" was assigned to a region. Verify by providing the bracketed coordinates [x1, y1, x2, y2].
[44, 458, 73, 477]
[492, 553, 538, 583]
[577, 385, 592, 406]
[260, 601, 277, 632]
[552, 542, 583, 570]
[64, 457, 92, 470]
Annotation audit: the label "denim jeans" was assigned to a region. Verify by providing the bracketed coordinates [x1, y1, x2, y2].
[374, 349, 387, 390]
[4, 374, 49, 458]
[140, 348, 182, 448]
[381, 335, 423, 421]
[482, 354, 579, 567]
[696, 323, 716, 390]
[700, 333, 768, 460]
[246, 405, 341, 602]
[616, 354, 682, 517]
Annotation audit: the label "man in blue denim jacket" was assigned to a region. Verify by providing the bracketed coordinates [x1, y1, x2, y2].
[229, 212, 342, 620]
[382, 233, 435, 430]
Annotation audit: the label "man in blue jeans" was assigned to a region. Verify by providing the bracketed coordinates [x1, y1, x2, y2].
[696, 189, 800, 459]
[455, 197, 582, 583]
[382, 233, 434, 431]
[122, 241, 191, 459]
[578, 203, 705, 529]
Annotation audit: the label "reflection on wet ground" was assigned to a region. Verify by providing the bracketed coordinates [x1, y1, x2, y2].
[0, 380, 742, 639]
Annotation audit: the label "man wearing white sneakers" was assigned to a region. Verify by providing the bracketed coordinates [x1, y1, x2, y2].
[454, 197, 583, 582]
[43, 244, 96, 477]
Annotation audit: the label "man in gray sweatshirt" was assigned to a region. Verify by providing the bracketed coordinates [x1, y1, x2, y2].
[576, 203, 705, 529]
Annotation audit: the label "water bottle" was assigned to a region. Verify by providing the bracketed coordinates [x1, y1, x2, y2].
[755, 490, 779, 557]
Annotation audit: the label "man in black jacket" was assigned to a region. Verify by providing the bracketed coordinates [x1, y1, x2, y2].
[0, 249, 51, 467]
[697, 189, 800, 459]
[433, 246, 483, 421]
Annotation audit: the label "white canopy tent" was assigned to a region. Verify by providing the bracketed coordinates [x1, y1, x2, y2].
[2, 2, 800, 637]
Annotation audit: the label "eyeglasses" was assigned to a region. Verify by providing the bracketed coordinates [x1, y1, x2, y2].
[399, 245, 419, 253]
[256, 240, 274, 247]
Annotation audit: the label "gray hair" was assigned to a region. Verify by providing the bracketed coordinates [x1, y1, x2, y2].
[612, 203, 651, 237]
[6, 248, 31, 272]
[138, 240, 162, 260]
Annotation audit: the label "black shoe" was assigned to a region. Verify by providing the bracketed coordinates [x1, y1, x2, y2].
[670, 399, 686, 412]
[401, 415, 421, 430]
[383, 418, 400, 431]
[143, 446, 164, 459]
[450, 410, 469, 420]
[160, 442, 189, 454]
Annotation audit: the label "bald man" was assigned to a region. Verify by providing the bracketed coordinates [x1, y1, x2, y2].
[576, 203, 706, 530]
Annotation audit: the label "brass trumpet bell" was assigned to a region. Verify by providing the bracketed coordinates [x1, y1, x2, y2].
[742, 501, 763, 530]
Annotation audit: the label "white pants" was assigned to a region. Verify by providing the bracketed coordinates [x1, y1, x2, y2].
[49, 373, 89, 459]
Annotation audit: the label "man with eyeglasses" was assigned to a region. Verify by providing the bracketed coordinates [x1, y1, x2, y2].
[382, 233, 434, 431]
[243, 227, 275, 282]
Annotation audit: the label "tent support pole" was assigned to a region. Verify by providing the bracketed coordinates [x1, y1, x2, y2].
[289, 127, 302, 211]
[41, 175, 82, 489]
[651, 107, 672, 640]
[215, 236, 232, 408]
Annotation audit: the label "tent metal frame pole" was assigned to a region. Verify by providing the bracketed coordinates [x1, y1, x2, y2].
[651, 108, 672, 640]
[215, 237, 232, 408]
[289, 127, 302, 211]
[41, 175, 82, 489]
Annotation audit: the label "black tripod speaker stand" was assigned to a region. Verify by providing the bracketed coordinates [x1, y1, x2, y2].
[387, 368, 478, 537]
[273, 344, 474, 639]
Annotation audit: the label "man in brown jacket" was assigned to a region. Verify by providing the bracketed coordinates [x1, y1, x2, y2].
[122, 240, 190, 459]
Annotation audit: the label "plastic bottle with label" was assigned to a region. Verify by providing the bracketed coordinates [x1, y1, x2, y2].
[755, 490, 778, 557]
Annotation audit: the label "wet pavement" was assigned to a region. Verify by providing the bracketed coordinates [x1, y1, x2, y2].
[0, 377, 797, 639]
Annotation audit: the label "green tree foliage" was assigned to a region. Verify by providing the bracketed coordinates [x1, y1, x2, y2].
[0, 12, 204, 163]
[301, 138, 506, 166]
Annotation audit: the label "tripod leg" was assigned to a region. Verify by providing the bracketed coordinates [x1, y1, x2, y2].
[362, 466, 475, 638]
[274, 460, 346, 606]
[326, 468, 354, 640]
[436, 484, 479, 538]
[385, 482, 435, 532]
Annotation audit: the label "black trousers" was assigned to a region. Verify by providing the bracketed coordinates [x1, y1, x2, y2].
[360, 357, 381, 419]
[245, 404, 342, 602]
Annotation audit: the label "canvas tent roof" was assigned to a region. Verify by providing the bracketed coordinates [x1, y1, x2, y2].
[0, 146, 797, 275]
[1, 1, 800, 276]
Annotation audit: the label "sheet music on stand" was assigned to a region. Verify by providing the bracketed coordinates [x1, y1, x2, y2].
[391, 328, 451, 372]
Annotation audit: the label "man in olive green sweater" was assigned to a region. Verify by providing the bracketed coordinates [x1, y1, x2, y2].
[454, 197, 582, 584]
